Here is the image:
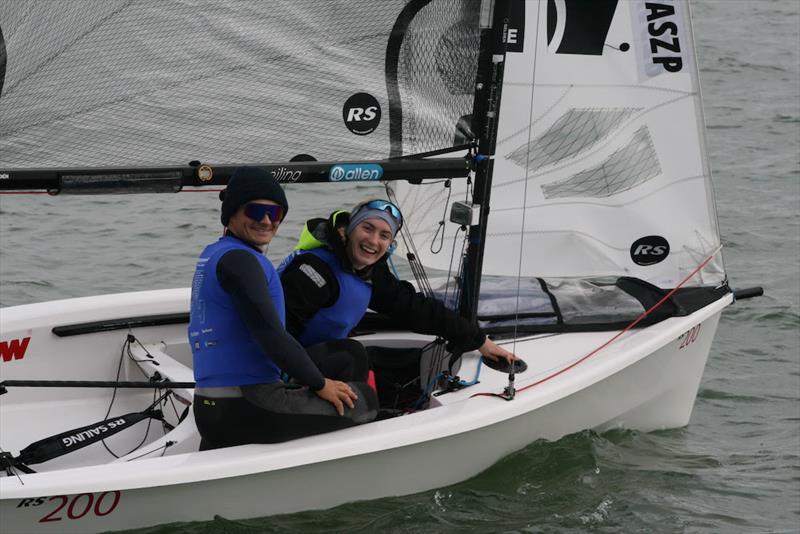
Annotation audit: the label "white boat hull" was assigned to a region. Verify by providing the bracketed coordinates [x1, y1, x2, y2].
[0, 289, 730, 532]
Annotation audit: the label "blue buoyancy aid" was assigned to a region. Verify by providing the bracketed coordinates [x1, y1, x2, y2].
[189, 235, 284, 387]
[277, 247, 372, 347]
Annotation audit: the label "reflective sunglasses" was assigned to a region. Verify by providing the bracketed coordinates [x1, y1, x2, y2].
[243, 203, 285, 223]
[361, 199, 403, 230]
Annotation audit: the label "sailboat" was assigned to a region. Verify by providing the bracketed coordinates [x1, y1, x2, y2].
[0, 1, 761, 532]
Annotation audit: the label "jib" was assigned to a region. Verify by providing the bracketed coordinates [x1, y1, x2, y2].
[645, 2, 683, 73]
[633, 245, 667, 256]
[346, 106, 378, 122]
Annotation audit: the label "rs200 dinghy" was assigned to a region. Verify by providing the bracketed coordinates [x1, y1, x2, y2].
[0, 1, 759, 532]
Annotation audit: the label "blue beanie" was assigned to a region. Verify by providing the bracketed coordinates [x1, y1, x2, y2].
[220, 167, 288, 226]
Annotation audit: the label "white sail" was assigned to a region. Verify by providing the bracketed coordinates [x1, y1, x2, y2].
[0, 1, 478, 167]
[395, 0, 725, 288]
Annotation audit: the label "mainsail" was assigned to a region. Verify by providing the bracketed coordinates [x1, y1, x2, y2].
[0, 0, 727, 325]
[0, 0, 477, 167]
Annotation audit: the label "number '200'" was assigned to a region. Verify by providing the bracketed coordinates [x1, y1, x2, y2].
[679, 324, 702, 349]
[39, 491, 121, 523]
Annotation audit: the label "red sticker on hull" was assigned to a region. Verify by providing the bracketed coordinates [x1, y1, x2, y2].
[0, 336, 30, 362]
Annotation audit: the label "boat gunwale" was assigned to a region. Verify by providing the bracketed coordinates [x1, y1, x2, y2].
[0, 291, 732, 499]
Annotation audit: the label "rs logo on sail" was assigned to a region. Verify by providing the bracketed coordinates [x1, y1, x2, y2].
[0, 336, 30, 363]
[630, 236, 670, 266]
[342, 92, 381, 135]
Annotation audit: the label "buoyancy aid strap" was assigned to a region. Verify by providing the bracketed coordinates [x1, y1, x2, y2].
[194, 386, 243, 398]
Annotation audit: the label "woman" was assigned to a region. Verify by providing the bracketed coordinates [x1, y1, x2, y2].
[278, 199, 516, 376]
[189, 167, 377, 450]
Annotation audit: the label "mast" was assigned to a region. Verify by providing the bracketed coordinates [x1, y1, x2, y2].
[459, 0, 514, 322]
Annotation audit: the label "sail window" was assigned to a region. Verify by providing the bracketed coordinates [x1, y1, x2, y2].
[506, 108, 640, 170]
[541, 126, 661, 198]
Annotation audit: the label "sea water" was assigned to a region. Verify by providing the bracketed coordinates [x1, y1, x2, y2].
[0, 0, 798, 532]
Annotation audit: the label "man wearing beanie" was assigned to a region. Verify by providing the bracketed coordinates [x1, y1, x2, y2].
[189, 167, 377, 450]
[277, 199, 516, 408]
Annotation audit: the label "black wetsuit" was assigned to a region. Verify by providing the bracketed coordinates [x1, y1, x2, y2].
[192, 237, 377, 449]
[280, 218, 486, 351]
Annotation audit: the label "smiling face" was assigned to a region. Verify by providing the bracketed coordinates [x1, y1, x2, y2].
[226, 199, 281, 250]
[346, 217, 393, 270]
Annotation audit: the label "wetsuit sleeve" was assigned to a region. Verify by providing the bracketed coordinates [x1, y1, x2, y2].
[368, 263, 486, 351]
[217, 249, 325, 391]
[279, 253, 340, 338]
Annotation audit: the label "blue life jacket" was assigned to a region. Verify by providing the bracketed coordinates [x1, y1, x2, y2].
[277, 247, 371, 347]
[189, 235, 284, 387]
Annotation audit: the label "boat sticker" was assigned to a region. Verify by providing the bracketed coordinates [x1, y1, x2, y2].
[17, 491, 122, 523]
[679, 324, 702, 349]
[630, 235, 670, 266]
[547, 0, 620, 55]
[197, 165, 213, 182]
[1, 336, 30, 362]
[343, 93, 381, 135]
[329, 164, 383, 182]
[630, 0, 690, 77]
[505, 1, 525, 53]
[299, 263, 327, 288]
[270, 167, 302, 183]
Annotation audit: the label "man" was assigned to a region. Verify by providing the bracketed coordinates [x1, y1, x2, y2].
[189, 167, 377, 450]
[278, 199, 516, 376]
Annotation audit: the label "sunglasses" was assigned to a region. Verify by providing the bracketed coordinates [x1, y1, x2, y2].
[243, 203, 285, 223]
[361, 200, 403, 230]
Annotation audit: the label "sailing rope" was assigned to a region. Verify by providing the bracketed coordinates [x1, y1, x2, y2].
[384, 185, 434, 297]
[384, 157, 474, 398]
[472, 251, 720, 400]
[505, 7, 544, 399]
[429, 180, 452, 254]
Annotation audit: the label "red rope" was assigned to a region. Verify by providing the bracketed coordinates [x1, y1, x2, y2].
[472, 252, 718, 399]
